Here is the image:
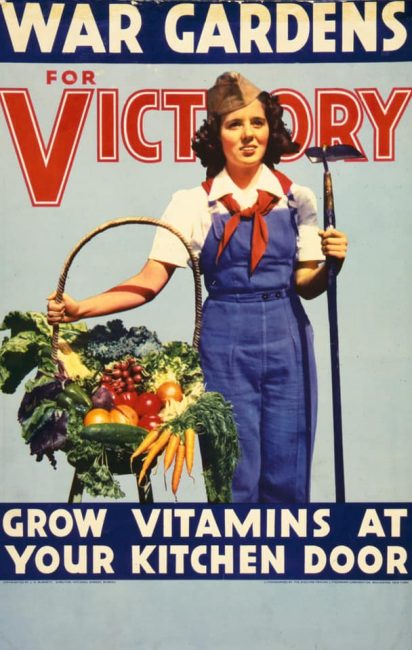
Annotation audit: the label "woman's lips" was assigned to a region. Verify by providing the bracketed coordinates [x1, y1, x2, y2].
[240, 146, 257, 155]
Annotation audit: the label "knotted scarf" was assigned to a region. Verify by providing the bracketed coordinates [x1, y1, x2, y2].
[202, 169, 292, 274]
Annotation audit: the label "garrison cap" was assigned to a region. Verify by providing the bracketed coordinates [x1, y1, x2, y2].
[207, 72, 262, 117]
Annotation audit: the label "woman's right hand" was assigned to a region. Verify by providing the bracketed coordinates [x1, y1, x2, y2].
[47, 292, 80, 324]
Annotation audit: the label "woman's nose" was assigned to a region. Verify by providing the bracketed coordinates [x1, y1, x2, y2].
[241, 122, 253, 139]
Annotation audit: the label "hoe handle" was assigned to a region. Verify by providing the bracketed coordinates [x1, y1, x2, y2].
[323, 169, 345, 503]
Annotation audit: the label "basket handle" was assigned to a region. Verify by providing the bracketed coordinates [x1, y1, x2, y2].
[51, 217, 202, 363]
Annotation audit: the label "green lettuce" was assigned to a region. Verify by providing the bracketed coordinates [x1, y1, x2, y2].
[0, 311, 88, 393]
[142, 341, 204, 393]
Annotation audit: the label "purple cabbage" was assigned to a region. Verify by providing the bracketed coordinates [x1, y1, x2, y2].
[18, 374, 62, 424]
[29, 411, 68, 469]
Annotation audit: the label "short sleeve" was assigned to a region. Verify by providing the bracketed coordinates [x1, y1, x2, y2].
[149, 189, 199, 268]
[291, 183, 325, 263]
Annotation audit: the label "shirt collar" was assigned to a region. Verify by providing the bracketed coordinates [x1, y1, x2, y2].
[208, 165, 286, 202]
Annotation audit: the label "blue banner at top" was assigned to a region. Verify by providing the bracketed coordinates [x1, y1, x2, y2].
[0, 1, 411, 64]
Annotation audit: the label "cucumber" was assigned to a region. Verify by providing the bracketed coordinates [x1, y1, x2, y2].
[82, 423, 148, 445]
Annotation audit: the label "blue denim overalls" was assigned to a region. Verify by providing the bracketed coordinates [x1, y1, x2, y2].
[199, 185, 317, 503]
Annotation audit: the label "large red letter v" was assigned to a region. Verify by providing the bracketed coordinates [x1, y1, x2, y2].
[0, 89, 93, 207]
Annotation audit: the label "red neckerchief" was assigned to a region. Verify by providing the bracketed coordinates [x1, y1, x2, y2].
[202, 169, 292, 274]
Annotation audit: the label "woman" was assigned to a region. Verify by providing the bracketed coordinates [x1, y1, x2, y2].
[48, 72, 348, 503]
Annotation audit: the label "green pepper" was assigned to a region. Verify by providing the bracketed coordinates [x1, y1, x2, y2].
[63, 383, 93, 408]
[56, 392, 74, 409]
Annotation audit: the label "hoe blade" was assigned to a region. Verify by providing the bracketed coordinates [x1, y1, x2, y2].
[305, 144, 366, 163]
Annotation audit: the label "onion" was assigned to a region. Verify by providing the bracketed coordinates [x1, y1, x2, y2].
[91, 385, 115, 410]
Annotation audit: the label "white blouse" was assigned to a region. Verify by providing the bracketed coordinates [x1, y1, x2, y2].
[149, 165, 325, 268]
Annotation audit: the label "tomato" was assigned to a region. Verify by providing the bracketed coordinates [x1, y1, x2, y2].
[109, 405, 139, 426]
[114, 390, 140, 412]
[135, 392, 162, 416]
[83, 408, 111, 426]
[139, 414, 162, 431]
[156, 381, 183, 403]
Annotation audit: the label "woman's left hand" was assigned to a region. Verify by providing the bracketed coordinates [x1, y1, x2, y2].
[319, 228, 348, 261]
[295, 229, 349, 299]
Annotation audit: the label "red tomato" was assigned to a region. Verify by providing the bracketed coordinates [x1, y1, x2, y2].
[114, 391, 140, 412]
[135, 392, 162, 416]
[139, 414, 162, 431]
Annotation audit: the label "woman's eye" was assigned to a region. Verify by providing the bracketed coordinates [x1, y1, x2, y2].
[223, 117, 266, 129]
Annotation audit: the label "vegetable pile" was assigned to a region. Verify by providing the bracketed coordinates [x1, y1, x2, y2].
[0, 311, 239, 502]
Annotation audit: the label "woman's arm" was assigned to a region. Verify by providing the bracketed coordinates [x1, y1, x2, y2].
[294, 228, 348, 300]
[47, 259, 176, 324]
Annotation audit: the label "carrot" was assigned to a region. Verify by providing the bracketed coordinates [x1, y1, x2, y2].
[172, 443, 186, 498]
[184, 428, 196, 477]
[163, 433, 181, 490]
[138, 430, 171, 485]
[130, 429, 159, 468]
[164, 434, 181, 473]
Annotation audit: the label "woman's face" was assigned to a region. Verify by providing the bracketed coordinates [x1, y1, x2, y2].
[220, 99, 269, 173]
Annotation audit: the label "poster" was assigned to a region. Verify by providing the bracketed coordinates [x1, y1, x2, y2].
[0, 0, 411, 647]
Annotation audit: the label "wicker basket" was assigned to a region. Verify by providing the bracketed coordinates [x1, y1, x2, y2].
[51, 217, 203, 503]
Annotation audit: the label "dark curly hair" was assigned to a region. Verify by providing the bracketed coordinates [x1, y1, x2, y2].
[191, 92, 299, 178]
